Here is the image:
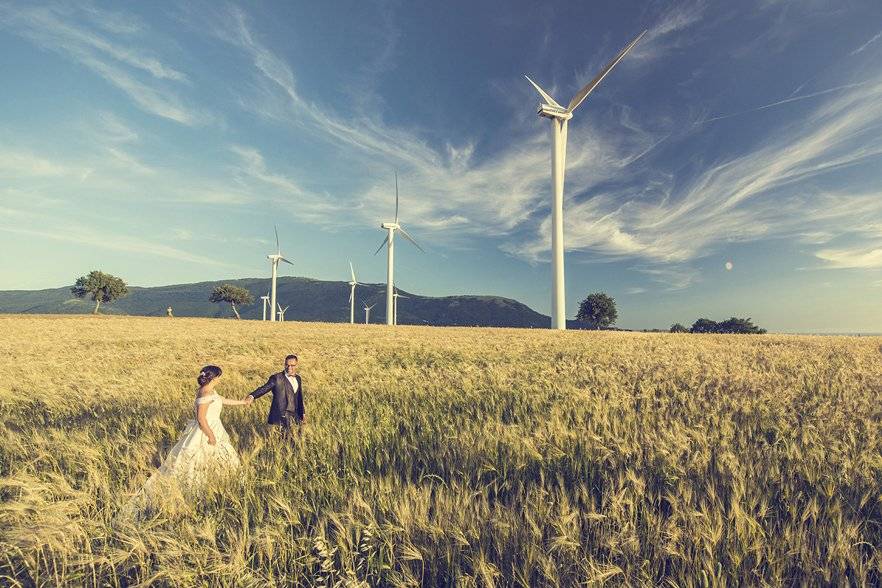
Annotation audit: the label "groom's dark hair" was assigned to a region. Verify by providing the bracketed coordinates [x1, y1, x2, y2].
[197, 365, 222, 386]
[285, 354, 298, 363]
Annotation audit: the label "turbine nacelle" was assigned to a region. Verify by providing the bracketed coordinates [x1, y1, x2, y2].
[381, 222, 399, 230]
[538, 103, 572, 120]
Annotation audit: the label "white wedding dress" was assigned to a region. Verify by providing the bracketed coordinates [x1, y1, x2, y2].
[118, 393, 240, 520]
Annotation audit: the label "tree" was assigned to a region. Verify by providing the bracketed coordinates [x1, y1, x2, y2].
[716, 317, 767, 334]
[670, 323, 689, 333]
[71, 270, 128, 314]
[690, 318, 718, 333]
[576, 292, 618, 330]
[209, 284, 254, 320]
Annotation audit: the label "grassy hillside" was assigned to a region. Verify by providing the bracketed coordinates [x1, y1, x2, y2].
[0, 277, 550, 327]
[1, 315, 880, 585]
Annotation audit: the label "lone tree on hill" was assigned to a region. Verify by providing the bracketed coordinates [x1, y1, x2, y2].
[71, 270, 128, 314]
[576, 292, 618, 330]
[670, 323, 689, 333]
[209, 284, 254, 320]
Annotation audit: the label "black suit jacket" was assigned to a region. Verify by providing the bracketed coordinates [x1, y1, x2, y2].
[249, 372, 305, 425]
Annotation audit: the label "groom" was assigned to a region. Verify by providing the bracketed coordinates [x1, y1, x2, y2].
[244, 354, 306, 436]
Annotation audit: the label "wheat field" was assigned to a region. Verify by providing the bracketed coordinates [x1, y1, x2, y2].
[0, 314, 880, 586]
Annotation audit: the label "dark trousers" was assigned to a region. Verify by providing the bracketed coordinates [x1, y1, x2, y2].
[279, 413, 302, 439]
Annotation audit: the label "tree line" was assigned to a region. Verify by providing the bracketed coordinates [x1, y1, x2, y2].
[68, 270, 766, 333]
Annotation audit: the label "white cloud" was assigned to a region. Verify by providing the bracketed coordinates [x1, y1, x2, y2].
[851, 30, 881, 56]
[0, 149, 91, 179]
[0, 222, 233, 267]
[1, 3, 204, 125]
[815, 245, 882, 269]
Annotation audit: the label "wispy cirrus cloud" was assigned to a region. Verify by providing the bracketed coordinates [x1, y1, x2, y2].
[815, 245, 882, 269]
[205, 4, 882, 293]
[207, 5, 668, 244]
[851, 30, 881, 56]
[0, 3, 205, 125]
[513, 76, 882, 267]
[0, 221, 234, 267]
[0, 148, 92, 180]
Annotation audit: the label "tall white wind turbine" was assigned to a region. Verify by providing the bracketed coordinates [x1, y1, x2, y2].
[526, 30, 646, 330]
[267, 225, 293, 322]
[392, 289, 410, 326]
[374, 172, 423, 326]
[260, 292, 270, 321]
[363, 302, 376, 325]
[348, 260, 359, 324]
[277, 303, 289, 322]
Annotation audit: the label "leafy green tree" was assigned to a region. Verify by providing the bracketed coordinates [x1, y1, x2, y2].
[716, 317, 767, 334]
[70, 270, 128, 314]
[576, 292, 618, 330]
[209, 284, 254, 320]
[690, 318, 718, 333]
[670, 323, 689, 333]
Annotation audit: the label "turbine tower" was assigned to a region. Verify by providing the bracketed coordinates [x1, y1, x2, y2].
[526, 30, 646, 330]
[267, 225, 293, 322]
[363, 302, 376, 324]
[374, 172, 423, 326]
[260, 292, 270, 321]
[348, 260, 359, 324]
[277, 303, 289, 322]
[392, 289, 410, 326]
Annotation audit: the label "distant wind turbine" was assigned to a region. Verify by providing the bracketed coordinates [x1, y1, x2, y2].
[374, 172, 423, 326]
[260, 292, 270, 321]
[348, 260, 359, 324]
[526, 30, 646, 330]
[392, 289, 410, 326]
[267, 225, 293, 322]
[277, 303, 289, 322]
[363, 301, 376, 325]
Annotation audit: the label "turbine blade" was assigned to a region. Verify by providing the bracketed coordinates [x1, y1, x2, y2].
[394, 171, 399, 224]
[374, 234, 389, 255]
[567, 30, 647, 113]
[525, 75, 562, 109]
[274, 225, 280, 254]
[397, 226, 425, 253]
[280, 257, 294, 266]
[349, 289, 353, 304]
[349, 260, 356, 283]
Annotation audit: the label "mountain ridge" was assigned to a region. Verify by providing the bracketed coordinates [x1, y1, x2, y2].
[0, 276, 560, 328]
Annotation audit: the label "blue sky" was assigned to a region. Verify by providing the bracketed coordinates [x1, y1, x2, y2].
[1, 0, 881, 332]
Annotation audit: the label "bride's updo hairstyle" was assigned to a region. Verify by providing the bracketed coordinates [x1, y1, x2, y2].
[197, 365, 222, 387]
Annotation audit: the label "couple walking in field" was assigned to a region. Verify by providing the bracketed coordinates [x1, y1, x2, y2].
[119, 355, 305, 519]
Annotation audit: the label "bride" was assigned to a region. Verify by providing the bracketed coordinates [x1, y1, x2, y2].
[118, 365, 252, 520]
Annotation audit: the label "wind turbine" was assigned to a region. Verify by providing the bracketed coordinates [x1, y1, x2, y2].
[392, 289, 410, 326]
[363, 301, 376, 324]
[525, 30, 646, 330]
[260, 292, 270, 321]
[374, 172, 423, 326]
[277, 303, 289, 322]
[347, 260, 359, 324]
[267, 225, 293, 322]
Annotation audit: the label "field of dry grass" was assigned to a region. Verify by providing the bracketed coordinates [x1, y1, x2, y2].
[1, 314, 880, 586]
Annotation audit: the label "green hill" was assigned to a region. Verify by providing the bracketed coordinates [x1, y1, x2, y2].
[0, 277, 551, 327]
